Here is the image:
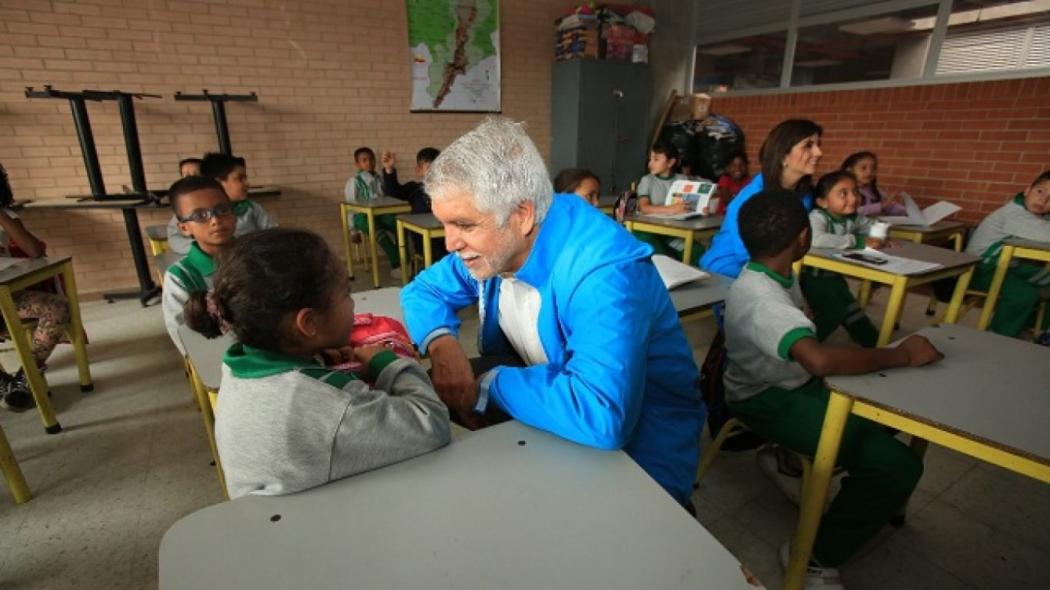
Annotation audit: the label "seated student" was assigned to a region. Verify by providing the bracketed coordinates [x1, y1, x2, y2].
[965, 171, 1050, 338]
[636, 141, 703, 265]
[802, 170, 892, 348]
[381, 148, 446, 263]
[726, 189, 941, 590]
[179, 157, 203, 178]
[166, 153, 275, 255]
[162, 176, 237, 356]
[183, 228, 451, 499]
[716, 152, 751, 215]
[0, 164, 72, 413]
[346, 146, 400, 278]
[841, 151, 905, 217]
[553, 167, 601, 206]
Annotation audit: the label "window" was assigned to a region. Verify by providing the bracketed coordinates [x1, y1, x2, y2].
[694, 33, 788, 93]
[692, 0, 1050, 95]
[791, 5, 942, 86]
[936, 0, 1050, 74]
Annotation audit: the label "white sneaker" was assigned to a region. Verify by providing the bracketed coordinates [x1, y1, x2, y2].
[390, 267, 403, 279]
[757, 446, 803, 506]
[779, 542, 845, 590]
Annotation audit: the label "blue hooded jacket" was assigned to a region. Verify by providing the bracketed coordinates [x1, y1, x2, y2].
[700, 173, 814, 278]
[401, 194, 705, 504]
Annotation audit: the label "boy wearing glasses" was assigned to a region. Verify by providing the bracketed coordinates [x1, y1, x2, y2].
[166, 152, 276, 255]
[162, 176, 238, 355]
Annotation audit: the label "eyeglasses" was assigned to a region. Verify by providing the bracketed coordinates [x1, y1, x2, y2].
[177, 203, 236, 223]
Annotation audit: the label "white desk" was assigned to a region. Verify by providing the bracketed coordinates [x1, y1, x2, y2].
[670, 273, 734, 322]
[179, 287, 404, 393]
[160, 421, 756, 590]
[801, 241, 979, 346]
[783, 324, 1050, 589]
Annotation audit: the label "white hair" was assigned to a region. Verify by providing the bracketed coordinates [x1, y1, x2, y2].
[425, 117, 553, 226]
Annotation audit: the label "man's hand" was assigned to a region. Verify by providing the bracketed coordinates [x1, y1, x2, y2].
[381, 151, 396, 173]
[428, 335, 479, 413]
[895, 335, 944, 367]
[865, 237, 887, 249]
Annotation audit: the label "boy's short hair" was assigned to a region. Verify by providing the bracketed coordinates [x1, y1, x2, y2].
[738, 189, 810, 259]
[650, 140, 679, 162]
[200, 153, 246, 180]
[354, 147, 375, 161]
[168, 175, 228, 216]
[178, 157, 203, 171]
[813, 170, 857, 202]
[416, 147, 440, 166]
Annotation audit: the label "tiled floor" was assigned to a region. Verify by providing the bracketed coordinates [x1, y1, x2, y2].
[0, 271, 1047, 589]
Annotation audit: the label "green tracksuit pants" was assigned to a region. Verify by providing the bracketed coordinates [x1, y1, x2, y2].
[730, 379, 923, 567]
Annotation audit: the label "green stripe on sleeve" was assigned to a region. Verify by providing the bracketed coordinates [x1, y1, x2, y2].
[778, 327, 816, 361]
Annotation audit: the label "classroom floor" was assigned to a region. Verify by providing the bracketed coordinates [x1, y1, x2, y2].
[0, 270, 1047, 590]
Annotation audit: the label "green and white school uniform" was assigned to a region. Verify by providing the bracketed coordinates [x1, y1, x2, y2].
[965, 194, 1050, 337]
[801, 209, 879, 347]
[162, 242, 215, 356]
[724, 262, 921, 568]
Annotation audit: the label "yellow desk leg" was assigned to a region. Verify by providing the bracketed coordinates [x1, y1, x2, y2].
[367, 211, 381, 289]
[977, 244, 1014, 331]
[858, 280, 873, 309]
[188, 363, 229, 501]
[682, 232, 694, 265]
[784, 391, 853, 590]
[60, 261, 93, 392]
[423, 229, 434, 269]
[792, 260, 803, 278]
[341, 204, 355, 280]
[0, 289, 61, 434]
[951, 232, 963, 252]
[397, 219, 409, 286]
[0, 424, 31, 504]
[943, 266, 974, 324]
[879, 277, 909, 347]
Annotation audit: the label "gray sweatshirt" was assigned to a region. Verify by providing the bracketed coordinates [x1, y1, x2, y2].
[215, 345, 451, 499]
[965, 194, 1050, 265]
[808, 209, 874, 250]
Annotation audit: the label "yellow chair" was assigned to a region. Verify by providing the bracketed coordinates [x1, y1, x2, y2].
[146, 225, 169, 256]
[185, 358, 229, 500]
[695, 418, 824, 502]
[932, 288, 1047, 340]
[0, 422, 31, 505]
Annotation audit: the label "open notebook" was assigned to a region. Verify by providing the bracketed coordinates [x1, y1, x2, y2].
[652, 254, 709, 289]
[880, 192, 960, 227]
[651, 180, 719, 221]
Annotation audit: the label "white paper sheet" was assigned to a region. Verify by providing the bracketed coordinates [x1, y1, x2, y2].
[652, 254, 709, 289]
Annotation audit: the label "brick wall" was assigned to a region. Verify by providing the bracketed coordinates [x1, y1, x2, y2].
[712, 77, 1050, 224]
[0, 0, 566, 295]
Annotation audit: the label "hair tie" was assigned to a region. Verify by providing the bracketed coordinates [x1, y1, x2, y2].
[205, 290, 233, 335]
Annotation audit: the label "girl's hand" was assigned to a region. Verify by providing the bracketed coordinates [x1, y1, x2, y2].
[881, 190, 900, 211]
[381, 151, 396, 172]
[865, 237, 887, 249]
[353, 343, 389, 370]
[320, 346, 354, 366]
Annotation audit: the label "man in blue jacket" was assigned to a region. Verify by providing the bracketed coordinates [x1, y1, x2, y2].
[400, 118, 705, 508]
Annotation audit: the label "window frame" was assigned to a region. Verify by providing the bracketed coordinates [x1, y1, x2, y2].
[693, 0, 1050, 97]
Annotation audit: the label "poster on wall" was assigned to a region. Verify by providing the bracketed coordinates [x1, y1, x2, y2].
[407, 0, 501, 112]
